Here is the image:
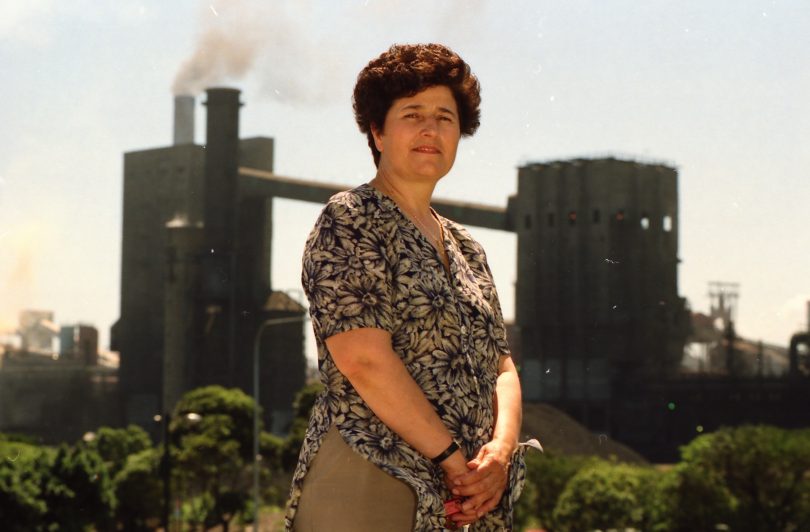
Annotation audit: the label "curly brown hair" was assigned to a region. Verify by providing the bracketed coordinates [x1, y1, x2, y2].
[353, 43, 481, 167]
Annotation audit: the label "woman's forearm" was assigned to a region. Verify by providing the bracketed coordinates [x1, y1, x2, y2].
[326, 327, 469, 476]
[491, 355, 522, 456]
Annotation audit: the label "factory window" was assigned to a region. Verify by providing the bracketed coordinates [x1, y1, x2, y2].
[568, 211, 577, 226]
[663, 215, 673, 232]
[640, 213, 650, 230]
[615, 209, 625, 222]
[547, 213, 555, 227]
[524, 215, 532, 229]
[593, 209, 600, 224]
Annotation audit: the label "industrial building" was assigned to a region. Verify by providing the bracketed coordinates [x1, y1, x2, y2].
[512, 159, 689, 422]
[0, 313, 117, 443]
[110, 88, 809, 460]
[60, 324, 99, 365]
[112, 89, 307, 434]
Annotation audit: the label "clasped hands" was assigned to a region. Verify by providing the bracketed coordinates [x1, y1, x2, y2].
[441, 440, 513, 526]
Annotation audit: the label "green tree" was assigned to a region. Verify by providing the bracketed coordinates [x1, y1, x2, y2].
[174, 385, 255, 458]
[677, 425, 810, 532]
[41, 443, 116, 531]
[90, 425, 152, 478]
[552, 460, 661, 532]
[172, 386, 256, 531]
[0, 441, 47, 531]
[113, 448, 162, 531]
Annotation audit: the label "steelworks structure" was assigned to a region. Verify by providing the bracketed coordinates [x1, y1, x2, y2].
[114, 88, 809, 460]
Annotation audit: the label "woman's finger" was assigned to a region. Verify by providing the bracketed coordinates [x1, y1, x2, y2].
[460, 481, 502, 511]
[476, 489, 505, 516]
[454, 461, 508, 509]
[452, 470, 495, 497]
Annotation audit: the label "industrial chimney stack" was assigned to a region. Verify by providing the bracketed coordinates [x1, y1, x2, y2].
[173, 95, 195, 145]
[203, 88, 241, 256]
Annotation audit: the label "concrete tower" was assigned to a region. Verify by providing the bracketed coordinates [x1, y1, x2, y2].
[513, 158, 689, 427]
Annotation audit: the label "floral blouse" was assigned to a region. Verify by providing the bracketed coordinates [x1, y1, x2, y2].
[285, 183, 526, 531]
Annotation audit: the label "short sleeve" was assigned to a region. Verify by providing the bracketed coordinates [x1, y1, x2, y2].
[301, 198, 394, 341]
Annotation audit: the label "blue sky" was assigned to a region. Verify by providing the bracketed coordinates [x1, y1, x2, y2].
[1, 0, 808, 357]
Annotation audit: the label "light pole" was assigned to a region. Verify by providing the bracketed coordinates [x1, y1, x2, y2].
[154, 411, 201, 532]
[155, 412, 172, 532]
[252, 315, 308, 531]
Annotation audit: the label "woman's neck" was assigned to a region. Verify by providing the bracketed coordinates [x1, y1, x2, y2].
[371, 168, 436, 217]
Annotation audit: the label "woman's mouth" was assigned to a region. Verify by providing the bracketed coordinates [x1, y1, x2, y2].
[413, 145, 441, 154]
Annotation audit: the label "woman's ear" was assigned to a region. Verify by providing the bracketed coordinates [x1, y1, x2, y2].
[371, 123, 384, 153]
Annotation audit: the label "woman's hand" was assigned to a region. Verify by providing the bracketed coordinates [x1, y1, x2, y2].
[448, 439, 513, 519]
[446, 354, 522, 521]
[440, 451, 480, 526]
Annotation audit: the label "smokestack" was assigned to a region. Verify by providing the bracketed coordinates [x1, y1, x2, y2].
[201, 87, 242, 388]
[202, 88, 242, 295]
[174, 95, 195, 145]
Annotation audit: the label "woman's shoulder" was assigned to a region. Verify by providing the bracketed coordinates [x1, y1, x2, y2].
[311, 183, 396, 242]
[321, 183, 382, 220]
[327, 183, 372, 207]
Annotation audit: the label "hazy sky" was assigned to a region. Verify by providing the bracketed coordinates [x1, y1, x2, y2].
[1, 0, 808, 357]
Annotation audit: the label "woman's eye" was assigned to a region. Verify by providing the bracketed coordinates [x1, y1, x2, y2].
[438, 115, 453, 122]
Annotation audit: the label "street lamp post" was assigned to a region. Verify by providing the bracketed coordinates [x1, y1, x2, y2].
[156, 412, 172, 532]
[154, 411, 201, 532]
[252, 315, 307, 531]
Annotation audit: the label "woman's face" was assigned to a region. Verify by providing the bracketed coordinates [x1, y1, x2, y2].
[372, 85, 461, 184]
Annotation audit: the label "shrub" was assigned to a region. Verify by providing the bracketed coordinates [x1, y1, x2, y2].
[0, 442, 47, 530]
[90, 425, 152, 477]
[654, 463, 736, 532]
[552, 460, 661, 532]
[514, 451, 600, 530]
[677, 425, 810, 532]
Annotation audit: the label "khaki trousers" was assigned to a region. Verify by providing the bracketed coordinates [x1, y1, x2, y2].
[293, 425, 417, 531]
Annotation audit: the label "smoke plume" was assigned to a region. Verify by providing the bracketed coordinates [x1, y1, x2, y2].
[172, 0, 341, 103]
[172, 0, 490, 103]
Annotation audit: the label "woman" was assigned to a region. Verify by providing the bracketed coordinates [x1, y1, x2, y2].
[286, 43, 526, 531]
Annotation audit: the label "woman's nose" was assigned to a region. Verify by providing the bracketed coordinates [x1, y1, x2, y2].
[420, 118, 439, 135]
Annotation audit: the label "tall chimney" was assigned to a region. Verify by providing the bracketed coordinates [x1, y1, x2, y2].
[201, 87, 242, 389]
[203, 88, 241, 254]
[173, 95, 195, 145]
